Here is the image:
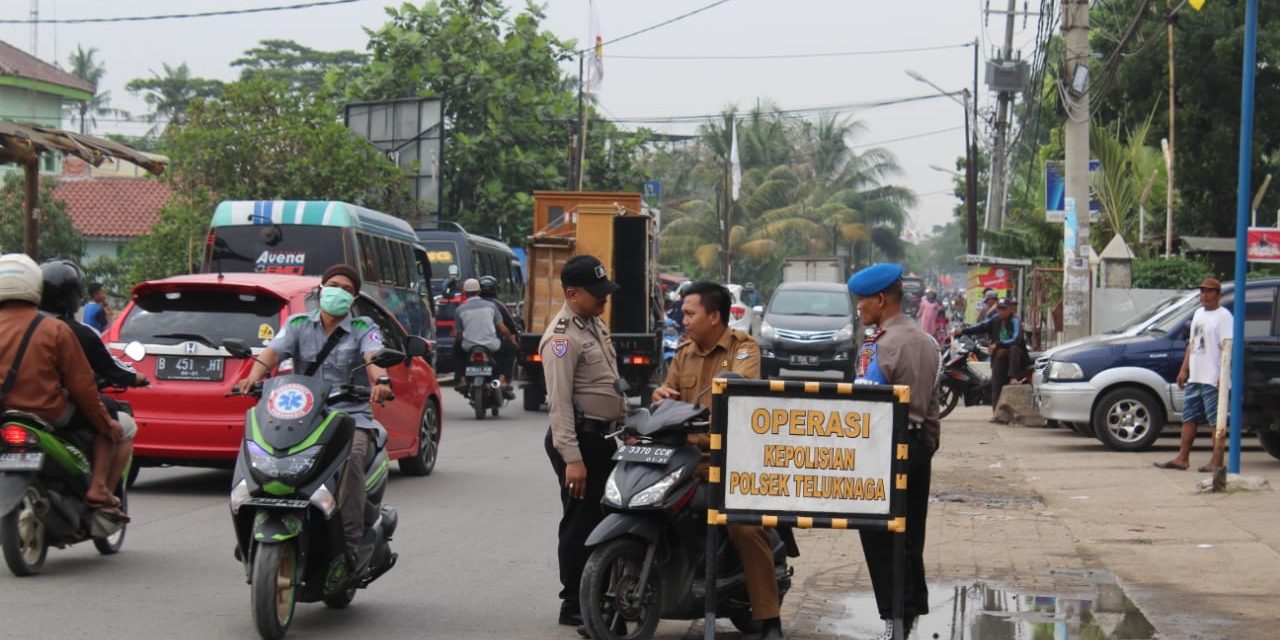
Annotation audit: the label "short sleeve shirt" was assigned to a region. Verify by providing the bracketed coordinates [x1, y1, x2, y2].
[268, 311, 383, 425]
[455, 296, 501, 352]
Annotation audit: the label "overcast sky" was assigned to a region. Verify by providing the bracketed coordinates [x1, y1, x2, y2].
[0, 0, 1046, 232]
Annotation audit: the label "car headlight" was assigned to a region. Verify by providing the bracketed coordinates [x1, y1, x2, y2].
[1047, 360, 1085, 381]
[761, 320, 776, 341]
[230, 478, 250, 514]
[604, 471, 623, 506]
[835, 323, 854, 342]
[247, 441, 323, 483]
[629, 469, 684, 507]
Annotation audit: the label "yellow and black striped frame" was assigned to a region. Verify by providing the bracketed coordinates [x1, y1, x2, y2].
[706, 377, 910, 534]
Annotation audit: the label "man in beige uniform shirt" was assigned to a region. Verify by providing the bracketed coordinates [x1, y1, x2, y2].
[653, 281, 784, 640]
[541, 255, 627, 630]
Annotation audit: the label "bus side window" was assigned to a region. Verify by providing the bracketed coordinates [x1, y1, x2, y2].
[357, 233, 381, 287]
[377, 238, 399, 285]
[509, 260, 524, 300]
[496, 255, 512, 298]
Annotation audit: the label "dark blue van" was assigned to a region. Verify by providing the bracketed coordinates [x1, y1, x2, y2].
[1035, 278, 1280, 451]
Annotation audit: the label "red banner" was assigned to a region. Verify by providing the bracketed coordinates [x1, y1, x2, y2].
[1247, 228, 1280, 263]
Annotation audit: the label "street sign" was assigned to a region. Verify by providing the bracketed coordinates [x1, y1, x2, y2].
[1247, 227, 1280, 262]
[642, 179, 661, 201]
[1046, 160, 1101, 222]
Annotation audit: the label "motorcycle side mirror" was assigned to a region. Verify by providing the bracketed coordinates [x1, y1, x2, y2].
[370, 349, 407, 368]
[614, 379, 632, 395]
[123, 341, 146, 362]
[222, 339, 253, 359]
[751, 305, 764, 315]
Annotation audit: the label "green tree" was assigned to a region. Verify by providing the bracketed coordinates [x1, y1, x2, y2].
[340, 0, 646, 242]
[65, 45, 128, 135]
[0, 174, 85, 261]
[1090, 111, 1166, 250]
[125, 77, 413, 283]
[233, 39, 367, 98]
[126, 62, 224, 135]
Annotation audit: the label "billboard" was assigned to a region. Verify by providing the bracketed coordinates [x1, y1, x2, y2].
[1045, 160, 1101, 223]
[344, 97, 444, 221]
[1247, 228, 1280, 263]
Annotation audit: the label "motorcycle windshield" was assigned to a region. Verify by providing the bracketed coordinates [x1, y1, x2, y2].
[251, 375, 336, 453]
[624, 400, 708, 437]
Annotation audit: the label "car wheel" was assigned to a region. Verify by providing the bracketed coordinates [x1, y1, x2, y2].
[1258, 431, 1280, 460]
[1092, 388, 1165, 452]
[399, 399, 439, 477]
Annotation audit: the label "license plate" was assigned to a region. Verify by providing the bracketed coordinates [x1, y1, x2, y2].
[242, 497, 310, 509]
[155, 355, 225, 381]
[465, 365, 493, 377]
[0, 452, 43, 471]
[789, 354, 820, 366]
[613, 445, 676, 465]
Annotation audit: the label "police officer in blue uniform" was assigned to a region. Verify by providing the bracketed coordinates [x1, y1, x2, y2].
[238, 264, 395, 570]
[848, 263, 941, 640]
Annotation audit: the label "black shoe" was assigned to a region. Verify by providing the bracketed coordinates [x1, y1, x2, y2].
[576, 625, 589, 638]
[559, 603, 583, 627]
[760, 623, 785, 640]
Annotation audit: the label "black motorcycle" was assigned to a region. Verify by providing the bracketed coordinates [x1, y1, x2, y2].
[937, 335, 1036, 418]
[225, 340, 403, 640]
[579, 400, 795, 640]
[463, 345, 503, 420]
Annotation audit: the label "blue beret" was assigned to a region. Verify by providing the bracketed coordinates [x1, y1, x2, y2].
[847, 263, 904, 296]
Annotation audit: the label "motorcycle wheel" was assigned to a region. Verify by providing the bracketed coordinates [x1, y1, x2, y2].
[729, 610, 760, 634]
[251, 542, 298, 640]
[472, 379, 486, 420]
[0, 486, 47, 576]
[938, 384, 960, 419]
[93, 483, 127, 555]
[580, 538, 663, 640]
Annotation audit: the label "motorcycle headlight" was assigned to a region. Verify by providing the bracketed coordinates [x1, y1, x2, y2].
[229, 478, 250, 514]
[247, 441, 323, 483]
[310, 484, 337, 518]
[604, 471, 623, 507]
[760, 320, 776, 341]
[835, 323, 854, 342]
[629, 469, 684, 507]
[1046, 360, 1085, 381]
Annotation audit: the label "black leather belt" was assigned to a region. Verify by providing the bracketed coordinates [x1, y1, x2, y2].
[578, 418, 615, 436]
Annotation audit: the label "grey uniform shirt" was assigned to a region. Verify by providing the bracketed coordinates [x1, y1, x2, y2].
[268, 311, 384, 432]
[875, 313, 943, 452]
[455, 296, 502, 352]
[539, 303, 625, 464]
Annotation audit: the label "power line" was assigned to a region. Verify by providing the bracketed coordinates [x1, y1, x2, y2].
[608, 92, 964, 125]
[609, 42, 972, 61]
[578, 0, 737, 54]
[852, 126, 966, 149]
[0, 0, 366, 25]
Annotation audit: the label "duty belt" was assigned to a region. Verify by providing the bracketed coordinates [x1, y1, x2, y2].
[578, 418, 616, 436]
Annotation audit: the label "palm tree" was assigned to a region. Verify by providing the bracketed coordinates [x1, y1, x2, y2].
[125, 63, 223, 135]
[64, 45, 128, 135]
[1090, 110, 1165, 249]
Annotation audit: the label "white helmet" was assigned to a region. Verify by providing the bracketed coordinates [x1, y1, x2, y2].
[0, 253, 42, 305]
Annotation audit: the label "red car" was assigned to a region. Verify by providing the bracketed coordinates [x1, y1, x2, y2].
[102, 273, 443, 485]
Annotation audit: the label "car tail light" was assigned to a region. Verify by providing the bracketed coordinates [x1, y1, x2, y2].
[628, 354, 651, 366]
[2, 425, 31, 446]
[730, 304, 746, 320]
[471, 351, 488, 363]
[529, 353, 542, 363]
[437, 320, 454, 329]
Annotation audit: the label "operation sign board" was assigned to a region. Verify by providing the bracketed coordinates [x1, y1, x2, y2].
[708, 378, 909, 531]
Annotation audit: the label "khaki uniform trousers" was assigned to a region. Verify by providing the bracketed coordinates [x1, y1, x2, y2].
[728, 524, 780, 620]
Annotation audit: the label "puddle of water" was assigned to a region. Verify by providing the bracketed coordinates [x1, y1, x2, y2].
[822, 574, 1156, 640]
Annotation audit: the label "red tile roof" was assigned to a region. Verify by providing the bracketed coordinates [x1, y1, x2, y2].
[53, 178, 172, 238]
[0, 41, 94, 95]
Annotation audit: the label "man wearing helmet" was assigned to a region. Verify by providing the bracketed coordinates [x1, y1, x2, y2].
[478, 275, 519, 399]
[40, 259, 146, 501]
[0, 254, 127, 520]
[452, 278, 516, 393]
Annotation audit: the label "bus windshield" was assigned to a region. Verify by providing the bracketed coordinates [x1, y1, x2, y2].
[206, 225, 346, 276]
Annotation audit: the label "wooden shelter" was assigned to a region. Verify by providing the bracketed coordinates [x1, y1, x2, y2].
[0, 121, 166, 257]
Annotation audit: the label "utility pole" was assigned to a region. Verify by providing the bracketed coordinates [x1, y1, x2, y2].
[968, 40, 980, 255]
[1062, 0, 1091, 341]
[986, 0, 1019, 232]
[1164, 0, 1177, 257]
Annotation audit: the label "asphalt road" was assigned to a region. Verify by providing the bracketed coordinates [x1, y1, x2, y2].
[0, 392, 698, 640]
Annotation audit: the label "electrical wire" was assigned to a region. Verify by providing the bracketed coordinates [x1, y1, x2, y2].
[607, 92, 965, 125]
[0, 0, 366, 24]
[609, 42, 973, 61]
[576, 0, 737, 55]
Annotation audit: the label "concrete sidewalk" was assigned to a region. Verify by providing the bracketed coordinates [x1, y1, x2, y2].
[769, 405, 1279, 640]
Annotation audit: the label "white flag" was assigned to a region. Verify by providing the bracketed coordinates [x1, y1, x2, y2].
[730, 119, 741, 201]
[586, 0, 603, 93]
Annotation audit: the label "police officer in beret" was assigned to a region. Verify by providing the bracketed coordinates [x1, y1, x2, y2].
[540, 255, 627, 630]
[847, 263, 941, 640]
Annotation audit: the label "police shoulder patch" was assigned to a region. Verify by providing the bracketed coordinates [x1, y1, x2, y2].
[735, 347, 751, 360]
[551, 338, 569, 358]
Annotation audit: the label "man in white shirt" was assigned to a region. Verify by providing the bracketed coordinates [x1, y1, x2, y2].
[1156, 278, 1233, 472]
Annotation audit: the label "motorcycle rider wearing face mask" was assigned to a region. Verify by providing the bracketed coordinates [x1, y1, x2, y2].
[237, 264, 393, 569]
[39, 259, 145, 502]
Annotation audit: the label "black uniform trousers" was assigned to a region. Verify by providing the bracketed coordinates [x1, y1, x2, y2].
[859, 428, 934, 621]
[544, 422, 617, 605]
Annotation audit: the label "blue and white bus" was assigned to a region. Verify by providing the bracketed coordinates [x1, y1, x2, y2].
[202, 200, 434, 340]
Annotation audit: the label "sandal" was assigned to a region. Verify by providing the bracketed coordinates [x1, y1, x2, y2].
[86, 499, 131, 523]
[1152, 460, 1189, 470]
[1198, 464, 1223, 473]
